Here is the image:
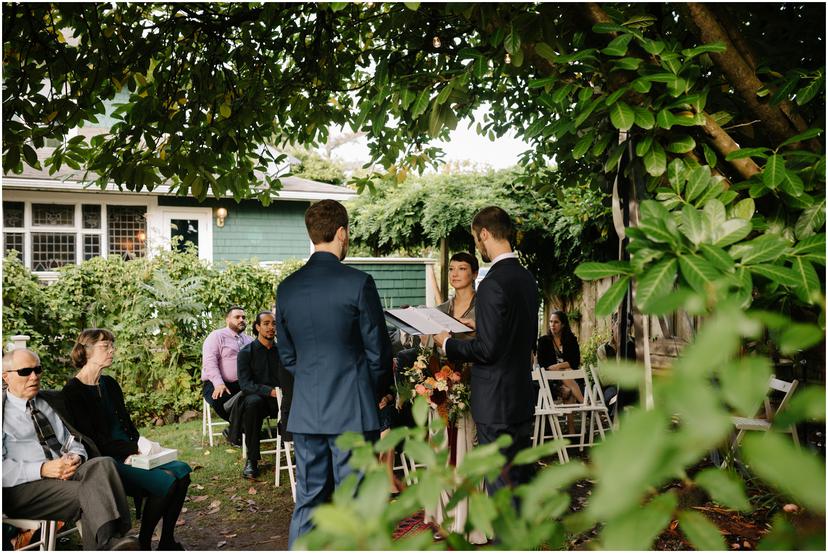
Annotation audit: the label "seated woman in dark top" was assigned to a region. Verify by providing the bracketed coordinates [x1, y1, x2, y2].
[536, 310, 584, 404]
[62, 329, 191, 551]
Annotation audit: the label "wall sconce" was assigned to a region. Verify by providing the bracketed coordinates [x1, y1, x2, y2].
[215, 207, 228, 228]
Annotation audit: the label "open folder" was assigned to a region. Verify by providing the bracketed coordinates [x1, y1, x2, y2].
[384, 307, 473, 336]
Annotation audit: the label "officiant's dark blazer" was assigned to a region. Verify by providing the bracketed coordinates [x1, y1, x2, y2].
[276, 251, 393, 435]
[445, 257, 538, 425]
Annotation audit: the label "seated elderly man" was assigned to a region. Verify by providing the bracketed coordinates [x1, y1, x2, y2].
[2, 348, 139, 551]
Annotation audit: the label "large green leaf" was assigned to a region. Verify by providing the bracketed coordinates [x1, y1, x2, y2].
[778, 322, 825, 354]
[635, 135, 653, 157]
[694, 469, 752, 512]
[684, 165, 710, 203]
[410, 88, 431, 118]
[748, 264, 800, 287]
[575, 260, 632, 280]
[742, 432, 826, 514]
[719, 356, 773, 417]
[666, 134, 696, 154]
[679, 204, 707, 246]
[730, 234, 790, 264]
[534, 42, 556, 63]
[609, 101, 636, 131]
[703, 198, 726, 229]
[504, 27, 521, 54]
[633, 106, 655, 129]
[794, 198, 826, 239]
[601, 33, 633, 56]
[601, 492, 677, 550]
[596, 276, 631, 316]
[774, 387, 826, 427]
[572, 132, 593, 160]
[681, 41, 727, 58]
[791, 233, 826, 265]
[731, 198, 755, 220]
[678, 510, 726, 551]
[725, 147, 770, 160]
[712, 218, 751, 247]
[679, 254, 721, 293]
[762, 155, 786, 189]
[643, 140, 666, 176]
[699, 244, 735, 272]
[778, 127, 823, 148]
[636, 258, 678, 309]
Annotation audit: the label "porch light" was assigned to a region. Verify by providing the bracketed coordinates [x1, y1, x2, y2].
[215, 207, 228, 228]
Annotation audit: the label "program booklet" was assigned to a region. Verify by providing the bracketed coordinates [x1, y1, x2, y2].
[384, 307, 473, 336]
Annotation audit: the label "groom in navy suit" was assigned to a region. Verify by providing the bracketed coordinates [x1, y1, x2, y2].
[276, 199, 392, 548]
[435, 206, 539, 496]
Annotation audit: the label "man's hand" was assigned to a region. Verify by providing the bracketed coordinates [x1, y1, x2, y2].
[378, 394, 394, 409]
[433, 331, 451, 348]
[41, 455, 81, 480]
[212, 384, 229, 400]
[270, 388, 279, 398]
[459, 318, 476, 330]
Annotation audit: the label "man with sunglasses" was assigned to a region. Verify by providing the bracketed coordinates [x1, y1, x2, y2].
[2, 348, 139, 550]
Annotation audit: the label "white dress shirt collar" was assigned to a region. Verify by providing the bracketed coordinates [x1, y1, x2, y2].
[489, 251, 518, 268]
[5, 391, 30, 410]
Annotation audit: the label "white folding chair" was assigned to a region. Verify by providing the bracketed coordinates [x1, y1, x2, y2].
[531, 367, 570, 463]
[242, 415, 279, 460]
[271, 389, 296, 501]
[3, 517, 50, 551]
[541, 368, 609, 452]
[725, 376, 800, 464]
[587, 364, 616, 435]
[202, 399, 228, 447]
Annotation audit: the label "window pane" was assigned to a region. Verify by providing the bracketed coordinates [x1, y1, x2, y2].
[83, 234, 101, 260]
[170, 219, 199, 254]
[4, 232, 24, 257]
[82, 205, 102, 229]
[32, 204, 74, 227]
[3, 202, 24, 228]
[108, 206, 146, 260]
[31, 233, 75, 271]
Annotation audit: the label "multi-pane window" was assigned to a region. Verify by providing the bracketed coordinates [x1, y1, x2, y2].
[2, 201, 148, 272]
[108, 206, 147, 259]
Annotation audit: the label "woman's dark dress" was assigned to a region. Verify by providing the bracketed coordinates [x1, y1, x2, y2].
[62, 375, 191, 497]
[537, 332, 583, 396]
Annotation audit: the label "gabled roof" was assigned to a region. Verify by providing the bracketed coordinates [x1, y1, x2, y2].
[2, 148, 356, 202]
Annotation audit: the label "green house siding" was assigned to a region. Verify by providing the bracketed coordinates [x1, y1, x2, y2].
[158, 197, 309, 262]
[345, 262, 427, 308]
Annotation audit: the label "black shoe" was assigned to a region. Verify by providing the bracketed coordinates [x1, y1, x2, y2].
[242, 459, 260, 480]
[106, 536, 141, 550]
[157, 541, 186, 551]
[222, 428, 240, 448]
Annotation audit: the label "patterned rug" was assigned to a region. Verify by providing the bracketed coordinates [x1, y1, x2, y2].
[392, 510, 432, 541]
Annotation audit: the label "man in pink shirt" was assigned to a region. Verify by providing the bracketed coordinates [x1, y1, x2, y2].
[201, 306, 253, 428]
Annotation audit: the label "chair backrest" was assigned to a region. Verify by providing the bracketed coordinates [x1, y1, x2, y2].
[587, 364, 608, 405]
[766, 376, 799, 422]
[540, 368, 597, 408]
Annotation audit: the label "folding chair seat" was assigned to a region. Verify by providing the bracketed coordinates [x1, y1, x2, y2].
[269, 388, 296, 501]
[541, 368, 609, 453]
[722, 376, 799, 467]
[201, 399, 228, 447]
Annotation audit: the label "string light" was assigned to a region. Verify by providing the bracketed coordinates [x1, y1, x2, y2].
[432, 36, 441, 49]
[504, 52, 511, 64]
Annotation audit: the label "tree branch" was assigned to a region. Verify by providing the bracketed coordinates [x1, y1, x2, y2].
[699, 112, 761, 180]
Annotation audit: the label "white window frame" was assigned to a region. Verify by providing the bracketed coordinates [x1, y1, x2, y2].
[159, 207, 213, 262]
[2, 191, 157, 279]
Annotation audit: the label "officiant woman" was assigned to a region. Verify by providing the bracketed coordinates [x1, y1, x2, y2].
[62, 328, 192, 551]
[435, 251, 479, 340]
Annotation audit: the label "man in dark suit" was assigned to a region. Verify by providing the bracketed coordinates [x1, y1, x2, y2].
[434, 206, 539, 495]
[276, 199, 393, 548]
[236, 311, 294, 480]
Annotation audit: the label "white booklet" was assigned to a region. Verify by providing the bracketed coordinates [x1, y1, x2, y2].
[385, 307, 473, 336]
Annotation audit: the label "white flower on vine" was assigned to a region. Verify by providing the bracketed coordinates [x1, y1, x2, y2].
[435, 379, 448, 392]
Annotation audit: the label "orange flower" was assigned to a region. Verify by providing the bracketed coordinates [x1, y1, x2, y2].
[449, 371, 462, 383]
[424, 377, 437, 388]
[415, 384, 428, 396]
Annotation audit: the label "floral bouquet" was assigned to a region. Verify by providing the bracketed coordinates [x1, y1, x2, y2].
[397, 347, 470, 423]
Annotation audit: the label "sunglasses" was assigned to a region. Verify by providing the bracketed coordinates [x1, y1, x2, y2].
[7, 366, 43, 377]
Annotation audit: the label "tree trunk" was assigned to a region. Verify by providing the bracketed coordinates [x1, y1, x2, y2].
[440, 237, 449, 304]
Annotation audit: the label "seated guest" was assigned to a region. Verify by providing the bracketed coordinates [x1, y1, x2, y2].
[236, 311, 293, 480]
[201, 306, 253, 432]
[537, 310, 584, 404]
[2, 348, 138, 551]
[62, 329, 191, 551]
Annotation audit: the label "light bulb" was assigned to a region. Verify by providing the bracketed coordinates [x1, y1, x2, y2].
[504, 53, 511, 64]
[432, 36, 441, 49]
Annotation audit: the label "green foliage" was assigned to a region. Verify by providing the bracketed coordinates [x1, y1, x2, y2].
[2, 250, 302, 424]
[287, 148, 347, 184]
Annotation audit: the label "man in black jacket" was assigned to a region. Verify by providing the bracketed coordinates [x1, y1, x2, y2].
[236, 311, 294, 479]
[435, 206, 539, 495]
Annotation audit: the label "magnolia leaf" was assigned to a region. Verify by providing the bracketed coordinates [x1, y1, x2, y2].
[684, 165, 711, 203]
[730, 234, 790, 264]
[410, 88, 430, 118]
[534, 42, 556, 63]
[732, 198, 755, 220]
[795, 76, 824, 106]
[679, 254, 721, 293]
[656, 108, 674, 129]
[778, 127, 823, 148]
[681, 41, 727, 58]
[680, 204, 707, 246]
[713, 219, 751, 247]
[778, 322, 825, 354]
[762, 155, 786, 189]
[602, 33, 633, 57]
[725, 147, 770, 160]
[780, 170, 804, 197]
[596, 276, 631, 316]
[794, 198, 825, 239]
[633, 106, 655, 129]
[703, 199, 726, 231]
[678, 510, 727, 551]
[699, 244, 734, 272]
[720, 356, 773, 417]
[575, 260, 631, 280]
[643, 140, 666, 176]
[635, 135, 653, 157]
[742, 433, 826, 514]
[609, 101, 636, 131]
[774, 387, 827, 427]
[702, 142, 717, 168]
[791, 233, 826, 264]
[600, 491, 677, 549]
[694, 469, 752, 512]
[636, 258, 677, 308]
[504, 28, 521, 55]
[572, 132, 593, 160]
[666, 134, 696, 153]
[598, 359, 643, 388]
[749, 264, 800, 287]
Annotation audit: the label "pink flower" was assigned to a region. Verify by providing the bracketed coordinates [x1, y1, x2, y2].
[450, 372, 462, 383]
[415, 384, 428, 396]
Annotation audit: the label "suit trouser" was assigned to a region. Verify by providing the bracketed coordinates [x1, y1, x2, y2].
[476, 420, 534, 496]
[240, 394, 279, 462]
[2, 457, 132, 550]
[288, 430, 379, 549]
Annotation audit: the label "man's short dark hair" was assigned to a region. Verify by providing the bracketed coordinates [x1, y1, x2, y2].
[252, 311, 274, 336]
[225, 305, 244, 317]
[450, 251, 479, 274]
[305, 199, 348, 245]
[472, 206, 514, 242]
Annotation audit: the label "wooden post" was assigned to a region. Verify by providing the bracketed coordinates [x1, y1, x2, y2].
[440, 237, 449, 304]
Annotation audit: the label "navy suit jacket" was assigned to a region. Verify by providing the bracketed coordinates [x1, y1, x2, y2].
[445, 257, 538, 425]
[276, 251, 393, 434]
